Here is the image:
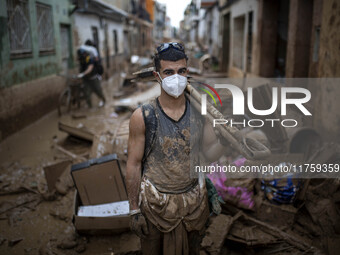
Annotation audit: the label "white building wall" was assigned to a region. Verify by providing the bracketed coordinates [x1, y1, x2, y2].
[211, 6, 220, 54]
[203, 5, 221, 56]
[164, 18, 172, 38]
[198, 5, 220, 56]
[74, 13, 124, 58]
[229, 0, 258, 72]
[197, 9, 206, 44]
[189, 22, 197, 43]
[107, 22, 124, 55]
[153, 2, 166, 41]
[74, 13, 100, 48]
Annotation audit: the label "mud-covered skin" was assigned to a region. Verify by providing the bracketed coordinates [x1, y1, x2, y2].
[139, 96, 209, 234]
[143, 97, 203, 193]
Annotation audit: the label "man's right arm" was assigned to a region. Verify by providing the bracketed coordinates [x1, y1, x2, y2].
[126, 108, 145, 211]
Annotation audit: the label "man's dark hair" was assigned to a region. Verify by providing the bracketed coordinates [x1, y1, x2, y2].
[77, 48, 88, 57]
[154, 47, 188, 72]
[77, 48, 89, 64]
[85, 39, 94, 46]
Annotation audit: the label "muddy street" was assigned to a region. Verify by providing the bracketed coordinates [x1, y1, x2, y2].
[0, 76, 153, 254]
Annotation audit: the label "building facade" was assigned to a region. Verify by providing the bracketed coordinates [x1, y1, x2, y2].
[153, 1, 166, 44]
[0, 0, 154, 141]
[181, 0, 340, 140]
[218, 0, 340, 140]
[72, 0, 128, 79]
[197, 1, 220, 58]
[0, 0, 74, 140]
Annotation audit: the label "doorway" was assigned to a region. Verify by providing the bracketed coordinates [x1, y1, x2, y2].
[233, 15, 245, 70]
[274, 0, 289, 78]
[221, 13, 230, 72]
[60, 24, 71, 75]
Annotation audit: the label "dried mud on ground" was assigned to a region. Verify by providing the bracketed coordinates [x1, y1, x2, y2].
[0, 79, 147, 255]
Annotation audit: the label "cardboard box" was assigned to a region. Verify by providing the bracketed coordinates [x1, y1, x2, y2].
[71, 154, 128, 205]
[43, 160, 72, 192]
[71, 154, 130, 233]
[73, 192, 130, 234]
[77, 200, 129, 217]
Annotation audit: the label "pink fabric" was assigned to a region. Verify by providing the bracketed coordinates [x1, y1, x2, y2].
[233, 157, 247, 167]
[207, 160, 254, 210]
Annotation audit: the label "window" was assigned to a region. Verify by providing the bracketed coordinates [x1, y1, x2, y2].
[6, 0, 32, 55]
[113, 30, 118, 54]
[36, 2, 54, 52]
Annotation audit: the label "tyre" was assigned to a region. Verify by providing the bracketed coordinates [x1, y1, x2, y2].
[58, 88, 71, 116]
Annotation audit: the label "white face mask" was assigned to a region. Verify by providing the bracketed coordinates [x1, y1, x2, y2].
[157, 73, 187, 98]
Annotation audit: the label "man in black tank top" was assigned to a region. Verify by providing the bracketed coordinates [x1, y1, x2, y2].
[126, 43, 226, 255]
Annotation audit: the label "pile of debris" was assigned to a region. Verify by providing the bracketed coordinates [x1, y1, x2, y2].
[1, 67, 340, 255]
[0, 71, 158, 254]
[120, 68, 340, 254]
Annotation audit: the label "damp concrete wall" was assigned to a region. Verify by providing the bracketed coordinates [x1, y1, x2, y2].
[0, 0, 74, 141]
[0, 75, 65, 141]
[0, 0, 74, 87]
[318, 0, 340, 77]
[312, 0, 340, 141]
[308, 0, 323, 78]
[285, 0, 313, 78]
[227, 0, 258, 77]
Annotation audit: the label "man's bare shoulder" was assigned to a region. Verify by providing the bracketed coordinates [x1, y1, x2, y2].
[129, 108, 145, 134]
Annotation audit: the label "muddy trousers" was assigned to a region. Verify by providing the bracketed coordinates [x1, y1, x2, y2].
[83, 78, 105, 108]
[141, 219, 204, 255]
